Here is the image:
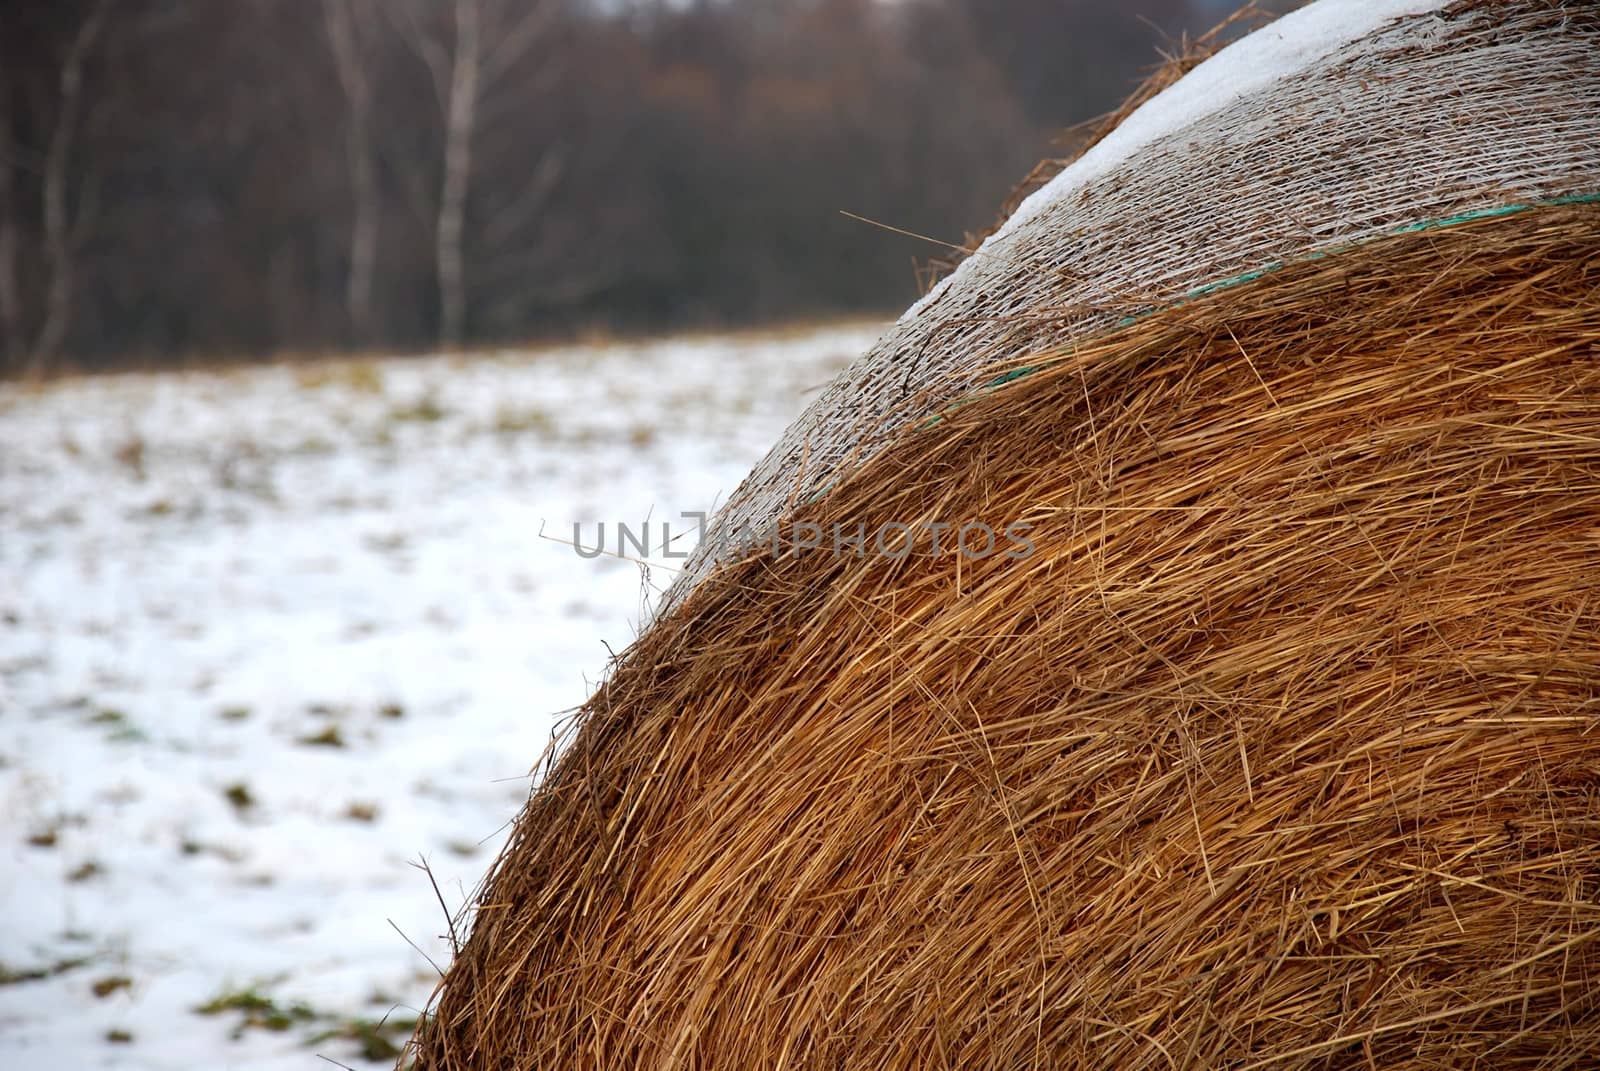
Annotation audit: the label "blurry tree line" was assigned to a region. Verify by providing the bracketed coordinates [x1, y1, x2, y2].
[0, 0, 1202, 375]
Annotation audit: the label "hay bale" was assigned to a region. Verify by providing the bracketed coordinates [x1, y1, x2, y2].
[409, 2, 1600, 1067]
[663, 0, 1600, 607]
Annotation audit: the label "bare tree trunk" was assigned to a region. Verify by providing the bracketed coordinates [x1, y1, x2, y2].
[324, 0, 379, 343]
[31, 0, 112, 375]
[0, 65, 25, 369]
[437, 0, 479, 350]
[391, 0, 560, 350]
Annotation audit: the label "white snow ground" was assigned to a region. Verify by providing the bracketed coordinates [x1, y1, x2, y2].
[0, 323, 879, 1070]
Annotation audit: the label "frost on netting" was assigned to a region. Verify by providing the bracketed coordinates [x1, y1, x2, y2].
[666, 0, 1600, 607]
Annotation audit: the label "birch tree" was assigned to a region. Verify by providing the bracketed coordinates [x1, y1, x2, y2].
[9, 0, 114, 374]
[436, 0, 478, 349]
[323, 0, 382, 342]
[392, 0, 569, 349]
[0, 65, 25, 367]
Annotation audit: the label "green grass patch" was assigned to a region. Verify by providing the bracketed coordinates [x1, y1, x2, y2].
[195, 986, 317, 1037]
[0, 956, 90, 986]
[91, 975, 133, 998]
[308, 1013, 420, 1063]
[387, 394, 448, 424]
[296, 725, 346, 748]
[222, 783, 256, 810]
[491, 405, 556, 437]
[197, 983, 420, 1063]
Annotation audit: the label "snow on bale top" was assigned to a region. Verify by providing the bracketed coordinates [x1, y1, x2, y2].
[665, 0, 1600, 607]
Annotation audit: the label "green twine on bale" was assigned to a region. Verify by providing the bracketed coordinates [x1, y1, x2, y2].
[939, 191, 1600, 419]
[803, 192, 1600, 505]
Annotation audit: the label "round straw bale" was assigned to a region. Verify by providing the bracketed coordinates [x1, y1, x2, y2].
[408, 3, 1600, 1068]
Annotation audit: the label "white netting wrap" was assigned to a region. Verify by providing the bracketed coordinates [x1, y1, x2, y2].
[667, 0, 1600, 606]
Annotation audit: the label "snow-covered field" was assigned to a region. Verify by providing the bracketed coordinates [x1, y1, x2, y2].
[0, 323, 879, 1070]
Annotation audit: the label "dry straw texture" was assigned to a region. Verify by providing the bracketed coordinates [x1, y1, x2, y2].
[408, 1, 1600, 1066]
[409, 203, 1600, 1068]
[664, 0, 1600, 604]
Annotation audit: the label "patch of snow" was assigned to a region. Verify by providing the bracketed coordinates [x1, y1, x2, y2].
[0, 323, 880, 1069]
